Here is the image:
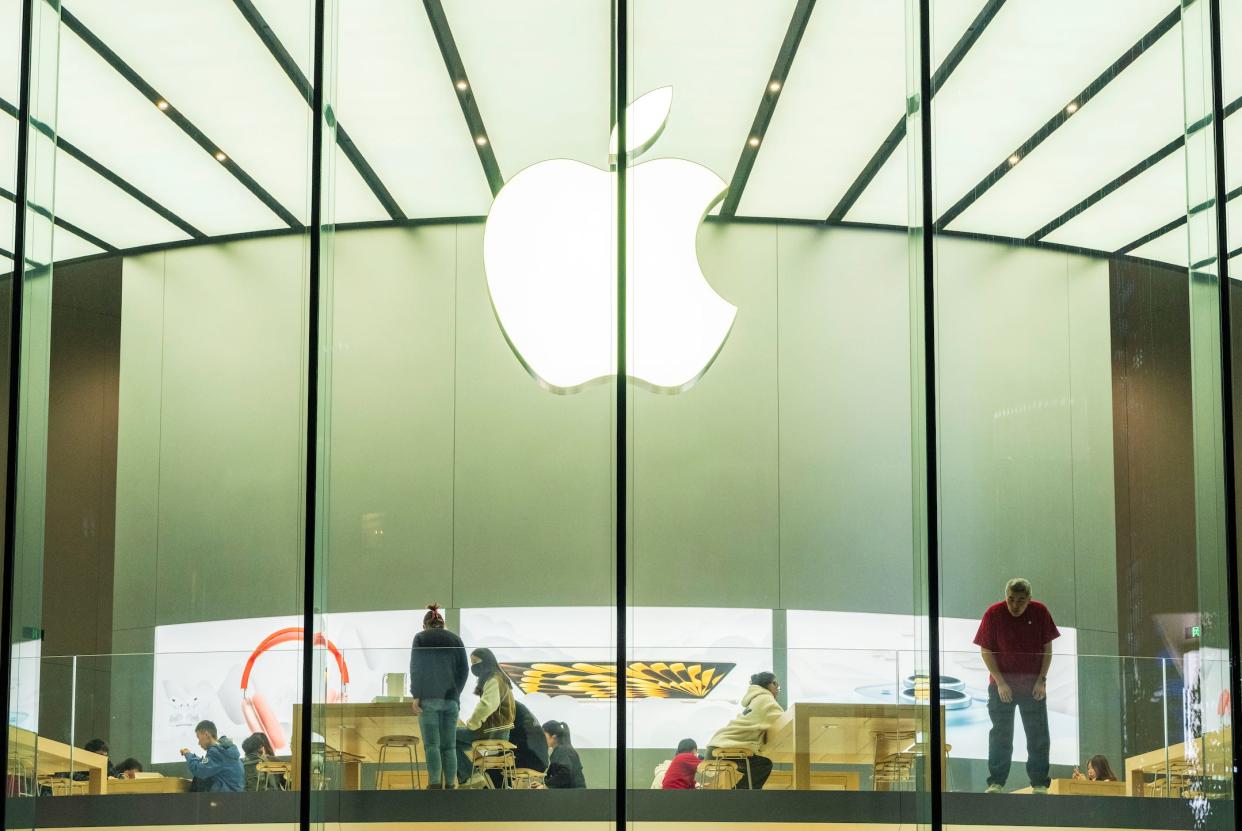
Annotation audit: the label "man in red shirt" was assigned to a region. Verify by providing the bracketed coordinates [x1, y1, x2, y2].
[973, 577, 1060, 794]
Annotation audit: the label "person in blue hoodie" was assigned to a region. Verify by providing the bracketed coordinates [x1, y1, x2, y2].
[180, 720, 244, 792]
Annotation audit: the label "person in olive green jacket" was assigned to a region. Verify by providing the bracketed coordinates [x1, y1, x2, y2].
[454, 647, 515, 785]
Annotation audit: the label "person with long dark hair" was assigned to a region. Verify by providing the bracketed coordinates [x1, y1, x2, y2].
[543, 720, 586, 788]
[1072, 754, 1118, 782]
[241, 732, 276, 791]
[454, 647, 516, 785]
[409, 603, 469, 788]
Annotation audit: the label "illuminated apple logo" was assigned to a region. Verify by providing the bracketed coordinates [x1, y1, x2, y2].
[483, 87, 736, 393]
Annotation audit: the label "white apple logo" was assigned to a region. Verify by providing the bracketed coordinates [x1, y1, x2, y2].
[483, 87, 737, 394]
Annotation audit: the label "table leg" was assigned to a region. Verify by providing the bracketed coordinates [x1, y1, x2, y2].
[794, 707, 811, 791]
[87, 767, 106, 795]
[343, 761, 361, 791]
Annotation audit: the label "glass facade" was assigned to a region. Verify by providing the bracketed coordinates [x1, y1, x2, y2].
[1, 2, 1240, 830]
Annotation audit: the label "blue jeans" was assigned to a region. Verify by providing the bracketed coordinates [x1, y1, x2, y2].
[418, 699, 459, 787]
[456, 727, 511, 784]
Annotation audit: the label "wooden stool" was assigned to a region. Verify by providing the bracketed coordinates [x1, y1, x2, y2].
[376, 735, 423, 790]
[697, 759, 740, 790]
[256, 761, 291, 791]
[470, 740, 517, 789]
[511, 768, 546, 789]
[712, 747, 755, 789]
[872, 730, 917, 791]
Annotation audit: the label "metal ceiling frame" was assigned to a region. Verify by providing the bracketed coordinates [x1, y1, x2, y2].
[825, 0, 1007, 223]
[1, 97, 205, 240]
[58, 2, 304, 230]
[423, 0, 504, 197]
[0, 183, 113, 252]
[719, 0, 817, 218]
[230, 0, 407, 221]
[934, 5, 1181, 232]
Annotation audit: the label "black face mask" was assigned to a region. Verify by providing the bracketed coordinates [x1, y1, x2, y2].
[471, 663, 487, 678]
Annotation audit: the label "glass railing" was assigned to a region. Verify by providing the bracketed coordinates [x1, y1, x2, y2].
[4, 646, 1235, 829]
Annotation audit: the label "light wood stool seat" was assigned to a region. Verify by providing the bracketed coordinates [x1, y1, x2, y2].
[697, 759, 741, 790]
[255, 760, 291, 791]
[376, 735, 423, 790]
[712, 747, 755, 789]
[511, 767, 546, 789]
[470, 740, 517, 789]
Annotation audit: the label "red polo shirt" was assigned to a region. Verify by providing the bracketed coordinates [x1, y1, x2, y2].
[973, 600, 1060, 694]
[661, 752, 701, 789]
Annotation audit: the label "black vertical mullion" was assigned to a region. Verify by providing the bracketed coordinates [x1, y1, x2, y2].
[614, 0, 628, 826]
[916, 0, 944, 828]
[298, 0, 326, 828]
[0, 3, 35, 826]
[1206, 0, 1242, 808]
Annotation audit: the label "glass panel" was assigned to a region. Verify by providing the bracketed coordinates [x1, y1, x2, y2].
[930, 2, 1235, 829]
[314, 1, 615, 827]
[3, 1, 317, 828]
[625, 1, 928, 828]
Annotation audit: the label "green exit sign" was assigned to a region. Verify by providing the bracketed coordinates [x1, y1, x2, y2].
[1191, 625, 1202, 638]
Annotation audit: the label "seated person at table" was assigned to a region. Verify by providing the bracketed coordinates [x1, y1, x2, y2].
[241, 732, 279, 791]
[705, 671, 783, 790]
[181, 720, 244, 792]
[661, 739, 702, 789]
[115, 758, 144, 779]
[455, 648, 516, 785]
[1072, 755, 1118, 782]
[543, 720, 586, 789]
[68, 738, 118, 780]
[510, 701, 550, 776]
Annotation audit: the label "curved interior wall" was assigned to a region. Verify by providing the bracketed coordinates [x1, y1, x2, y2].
[107, 220, 1116, 625]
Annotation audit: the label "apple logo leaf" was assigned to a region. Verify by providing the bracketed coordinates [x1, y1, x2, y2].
[609, 86, 673, 165]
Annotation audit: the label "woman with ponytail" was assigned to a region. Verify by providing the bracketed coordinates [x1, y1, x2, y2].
[408, 603, 468, 788]
[542, 720, 586, 788]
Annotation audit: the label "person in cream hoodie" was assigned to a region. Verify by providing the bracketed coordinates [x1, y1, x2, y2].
[705, 672, 784, 789]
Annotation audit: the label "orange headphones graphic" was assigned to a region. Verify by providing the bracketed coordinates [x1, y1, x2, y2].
[240, 627, 350, 750]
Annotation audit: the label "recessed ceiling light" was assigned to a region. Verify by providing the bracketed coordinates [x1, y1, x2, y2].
[156, 99, 169, 111]
[214, 151, 227, 162]
[456, 80, 469, 92]
[768, 80, 781, 93]
[749, 136, 761, 147]
[476, 135, 489, 146]
[1007, 154, 1020, 166]
[1065, 101, 1078, 114]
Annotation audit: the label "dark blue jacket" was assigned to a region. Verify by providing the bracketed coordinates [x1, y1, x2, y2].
[184, 737, 244, 792]
[409, 627, 469, 702]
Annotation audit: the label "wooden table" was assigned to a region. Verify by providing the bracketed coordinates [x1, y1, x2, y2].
[1014, 778, 1126, 796]
[291, 702, 424, 790]
[7, 726, 109, 794]
[760, 702, 946, 791]
[1123, 729, 1232, 797]
[108, 776, 192, 795]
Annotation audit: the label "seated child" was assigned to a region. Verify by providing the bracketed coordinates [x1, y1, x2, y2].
[661, 738, 701, 789]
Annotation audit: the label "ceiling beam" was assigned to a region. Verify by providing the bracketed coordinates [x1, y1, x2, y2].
[423, 0, 503, 197]
[719, 0, 816, 218]
[1, 185, 116, 253]
[1, 97, 205, 240]
[231, 0, 407, 221]
[934, 6, 1180, 232]
[826, 0, 1007, 223]
[1030, 94, 1242, 243]
[1027, 136, 1183, 242]
[58, 3, 304, 230]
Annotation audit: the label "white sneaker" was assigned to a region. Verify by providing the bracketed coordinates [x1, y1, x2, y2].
[1032, 786, 1049, 794]
[985, 784, 1004, 794]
